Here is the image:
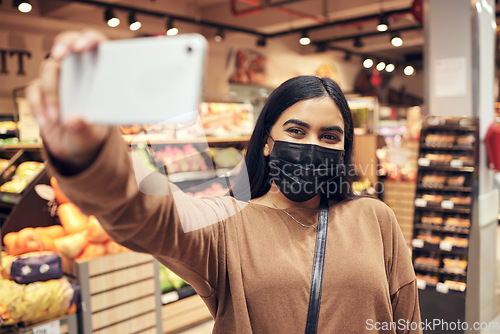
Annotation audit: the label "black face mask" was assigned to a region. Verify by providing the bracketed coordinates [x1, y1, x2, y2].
[268, 138, 346, 202]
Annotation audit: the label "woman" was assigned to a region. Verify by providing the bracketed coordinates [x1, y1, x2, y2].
[27, 30, 421, 333]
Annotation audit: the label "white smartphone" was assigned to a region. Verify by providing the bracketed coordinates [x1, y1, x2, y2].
[59, 34, 207, 125]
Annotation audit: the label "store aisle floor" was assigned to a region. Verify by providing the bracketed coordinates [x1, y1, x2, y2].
[176, 225, 500, 334]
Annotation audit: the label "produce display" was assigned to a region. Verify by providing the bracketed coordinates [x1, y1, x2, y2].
[0, 275, 77, 326]
[154, 144, 209, 173]
[211, 147, 243, 168]
[0, 161, 44, 193]
[2, 177, 128, 261]
[185, 182, 227, 198]
[158, 263, 188, 292]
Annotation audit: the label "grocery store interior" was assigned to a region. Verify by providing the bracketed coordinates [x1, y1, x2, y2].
[1, 0, 500, 333]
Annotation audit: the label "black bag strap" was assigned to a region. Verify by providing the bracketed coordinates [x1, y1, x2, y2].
[305, 196, 329, 334]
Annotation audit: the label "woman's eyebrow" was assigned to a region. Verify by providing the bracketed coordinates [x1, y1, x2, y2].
[321, 125, 344, 134]
[283, 119, 309, 128]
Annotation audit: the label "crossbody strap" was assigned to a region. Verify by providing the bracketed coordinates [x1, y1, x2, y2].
[305, 196, 329, 334]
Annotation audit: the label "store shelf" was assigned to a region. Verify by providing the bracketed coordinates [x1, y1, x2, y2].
[161, 285, 197, 305]
[417, 185, 472, 193]
[414, 223, 469, 235]
[167, 170, 217, 183]
[162, 294, 212, 334]
[419, 144, 475, 151]
[423, 125, 477, 132]
[414, 204, 471, 215]
[125, 134, 251, 145]
[418, 165, 474, 173]
[0, 313, 78, 334]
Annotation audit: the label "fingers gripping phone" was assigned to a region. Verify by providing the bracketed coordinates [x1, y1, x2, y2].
[59, 34, 207, 125]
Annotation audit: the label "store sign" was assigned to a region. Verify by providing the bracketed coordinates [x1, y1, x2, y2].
[0, 49, 32, 76]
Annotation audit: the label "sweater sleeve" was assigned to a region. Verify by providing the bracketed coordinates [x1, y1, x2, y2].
[46, 127, 245, 298]
[384, 204, 422, 334]
[391, 280, 422, 334]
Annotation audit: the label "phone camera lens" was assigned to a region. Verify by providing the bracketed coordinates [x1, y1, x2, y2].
[187, 46, 193, 54]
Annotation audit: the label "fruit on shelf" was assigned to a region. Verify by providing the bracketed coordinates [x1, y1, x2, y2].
[50, 177, 71, 204]
[0, 178, 29, 193]
[154, 144, 209, 174]
[185, 182, 227, 197]
[158, 263, 187, 292]
[15, 161, 44, 178]
[212, 147, 243, 168]
[54, 232, 88, 259]
[86, 215, 111, 243]
[0, 161, 44, 194]
[58, 202, 89, 235]
[131, 146, 158, 172]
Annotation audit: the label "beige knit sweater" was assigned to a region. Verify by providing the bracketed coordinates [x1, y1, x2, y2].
[49, 128, 422, 333]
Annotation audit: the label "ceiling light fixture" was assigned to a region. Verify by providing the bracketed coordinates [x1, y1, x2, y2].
[391, 33, 403, 47]
[14, 0, 32, 13]
[128, 12, 141, 31]
[214, 28, 224, 42]
[404, 65, 415, 76]
[354, 36, 364, 48]
[299, 31, 311, 45]
[166, 17, 178, 36]
[363, 58, 374, 68]
[256, 35, 267, 47]
[385, 63, 395, 72]
[344, 52, 352, 61]
[105, 7, 120, 27]
[376, 14, 389, 32]
[376, 61, 386, 71]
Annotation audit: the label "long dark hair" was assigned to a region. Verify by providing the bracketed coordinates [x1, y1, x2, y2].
[232, 75, 355, 202]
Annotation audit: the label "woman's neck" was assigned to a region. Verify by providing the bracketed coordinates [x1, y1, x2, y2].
[251, 183, 321, 210]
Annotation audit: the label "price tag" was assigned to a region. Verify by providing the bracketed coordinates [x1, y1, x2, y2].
[412, 239, 424, 248]
[417, 279, 427, 290]
[439, 240, 453, 251]
[450, 159, 463, 168]
[436, 282, 449, 294]
[418, 158, 431, 167]
[415, 198, 428, 207]
[441, 200, 454, 210]
[161, 291, 180, 304]
[32, 320, 60, 334]
[427, 118, 441, 126]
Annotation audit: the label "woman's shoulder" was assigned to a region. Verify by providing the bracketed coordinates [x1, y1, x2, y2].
[334, 196, 396, 224]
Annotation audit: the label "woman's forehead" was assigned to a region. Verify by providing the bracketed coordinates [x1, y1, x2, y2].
[277, 98, 344, 127]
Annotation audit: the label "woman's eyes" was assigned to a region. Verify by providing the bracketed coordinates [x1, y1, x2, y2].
[321, 133, 340, 142]
[286, 128, 306, 136]
[285, 128, 340, 143]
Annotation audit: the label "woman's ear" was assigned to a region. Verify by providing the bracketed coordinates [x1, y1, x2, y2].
[263, 142, 270, 156]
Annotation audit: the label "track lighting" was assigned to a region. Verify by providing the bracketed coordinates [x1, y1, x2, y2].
[214, 28, 224, 42]
[13, 0, 32, 13]
[128, 12, 141, 31]
[385, 63, 395, 72]
[354, 36, 363, 48]
[166, 17, 178, 36]
[299, 31, 310, 46]
[376, 14, 389, 32]
[376, 61, 386, 71]
[344, 52, 352, 61]
[363, 58, 373, 69]
[391, 33, 403, 47]
[404, 65, 415, 76]
[105, 7, 120, 27]
[316, 43, 327, 53]
[256, 35, 267, 47]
